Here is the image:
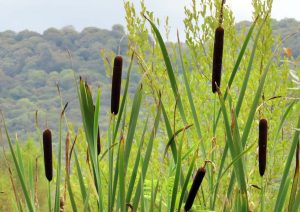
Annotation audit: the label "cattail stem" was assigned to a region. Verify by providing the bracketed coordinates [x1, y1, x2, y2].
[218, 0, 226, 26]
[184, 167, 206, 211]
[259, 119, 268, 176]
[212, 26, 224, 93]
[48, 182, 51, 212]
[43, 129, 53, 182]
[111, 55, 123, 115]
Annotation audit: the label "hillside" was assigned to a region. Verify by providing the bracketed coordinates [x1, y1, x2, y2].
[236, 18, 300, 56]
[0, 19, 299, 136]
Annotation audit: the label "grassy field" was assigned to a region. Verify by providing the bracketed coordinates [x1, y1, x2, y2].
[1, 0, 300, 211]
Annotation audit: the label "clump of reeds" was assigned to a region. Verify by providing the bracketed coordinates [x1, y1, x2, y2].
[184, 166, 206, 211]
[111, 55, 123, 115]
[212, 0, 225, 93]
[258, 118, 268, 176]
[43, 129, 53, 182]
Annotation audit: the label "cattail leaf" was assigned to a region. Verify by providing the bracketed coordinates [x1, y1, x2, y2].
[124, 84, 143, 170]
[275, 117, 300, 210]
[111, 106, 128, 211]
[15, 138, 25, 180]
[133, 103, 161, 209]
[149, 178, 159, 212]
[118, 137, 125, 212]
[126, 117, 148, 203]
[276, 178, 291, 211]
[83, 190, 90, 212]
[288, 143, 300, 211]
[274, 101, 296, 142]
[164, 124, 193, 158]
[161, 101, 178, 161]
[144, 15, 187, 125]
[291, 190, 300, 212]
[92, 88, 103, 210]
[170, 128, 185, 212]
[1, 114, 34, 211]
[178, 152, 197, 210]
[219, 141, 256, 181]
[161, 100, 187, 195]
[67, 177, 78, 212]
[235, 16, 268, 116]
[177, 32, 205, 155]
[217, 91, 248, 207]
[73, 151, 89, 208]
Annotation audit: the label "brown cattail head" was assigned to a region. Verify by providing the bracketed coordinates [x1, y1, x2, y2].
[258, 118, 268, 176]
[111, 55, 123, 115]
[43, 129, 53, 182]
[59, 196, 65, 212]
[212, 26, 224, 93]
[184, 167, 206, 211]
[97, 127, 101, 155]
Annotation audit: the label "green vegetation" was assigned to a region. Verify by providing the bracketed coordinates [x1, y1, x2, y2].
[1, 0, 300, 211]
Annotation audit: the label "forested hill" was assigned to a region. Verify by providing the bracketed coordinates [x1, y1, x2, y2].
[236, 18, 300, 56]
[0, 24, 129, 136]
[0, 19, 299, 136]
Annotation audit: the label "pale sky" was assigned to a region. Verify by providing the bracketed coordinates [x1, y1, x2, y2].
[0, 0, 299, 40]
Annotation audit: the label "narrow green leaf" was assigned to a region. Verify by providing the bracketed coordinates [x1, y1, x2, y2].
[119, 138, 126, 212]
[275, 117, 300, 210]
[126, 118, 148, 203]
[170, 129, 185, 211]
[144, 15, 187, 124]
[1, 114, 34, 211]
[178, 152, 197, 210]
[133, 103, 161, 209]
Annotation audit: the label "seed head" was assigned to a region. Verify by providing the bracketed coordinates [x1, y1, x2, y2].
[43, 129, 53, 182]
[259, 118, 268, 176]
[184, 167, 206, 211]
[212, 26, 224, 93]
[111, 55, 123, 115]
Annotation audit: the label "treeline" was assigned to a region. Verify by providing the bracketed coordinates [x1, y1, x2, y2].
[0, 24, 132, 136]
[236, 18, 300, 57]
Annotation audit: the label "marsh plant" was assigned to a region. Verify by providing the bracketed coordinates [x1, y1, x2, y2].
[1, 0, 300, 211]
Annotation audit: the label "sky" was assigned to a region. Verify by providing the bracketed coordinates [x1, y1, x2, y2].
[0, 0, 299, 40]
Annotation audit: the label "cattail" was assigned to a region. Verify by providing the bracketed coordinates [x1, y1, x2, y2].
[59, 196, 65, 212]
[43, 129, 53, 182]
[212, 26, 224, 93]
[258, 118, 268, 176]
[97, 127, 101, 155]
[184, 167, 206, 211]
[111, 55, 123, 115]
